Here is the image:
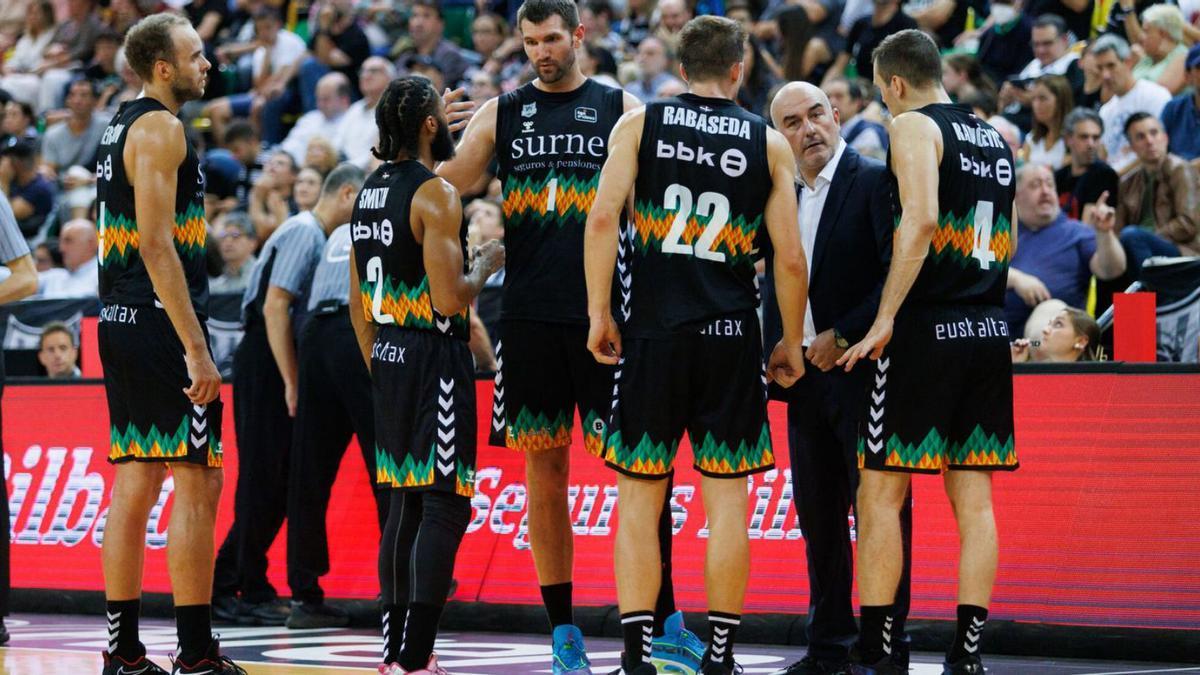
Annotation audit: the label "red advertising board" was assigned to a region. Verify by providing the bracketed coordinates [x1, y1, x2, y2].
[5, 374, 1200, 630]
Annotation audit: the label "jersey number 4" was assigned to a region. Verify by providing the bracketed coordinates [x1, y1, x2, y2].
[971, 200, 996, 270]
[661, 183, 729, 262]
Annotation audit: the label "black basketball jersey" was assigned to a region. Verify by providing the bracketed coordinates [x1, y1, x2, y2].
[495, 78, 625, 324]
[624, 93, 771, 338]
[96, 98, 209, 314]
[891, 104, 1015, 307]
[350, 160, 469, 340]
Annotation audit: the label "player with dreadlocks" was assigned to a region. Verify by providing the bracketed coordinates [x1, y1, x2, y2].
[348, 75, 505, 675]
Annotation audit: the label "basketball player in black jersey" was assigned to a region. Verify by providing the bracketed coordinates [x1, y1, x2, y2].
[350, 76, 505, 675]
[586, 16, 809, 675]
[837, 30, 1019, 675]
[95, 14, 245, 675]
[438, 1, 700, 672]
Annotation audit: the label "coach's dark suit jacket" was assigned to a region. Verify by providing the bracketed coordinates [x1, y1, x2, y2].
[763, 144, 913, 663]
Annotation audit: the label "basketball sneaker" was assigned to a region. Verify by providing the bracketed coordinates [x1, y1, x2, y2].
[942, 654, 986, 674]
[551, 624, 593, 674]
[101, 652, 169, 675]
[651, 611, 705, 674]
[169, 638, 246, 674]
[400, 652, 450, 674]
[700, 660, 745, 675]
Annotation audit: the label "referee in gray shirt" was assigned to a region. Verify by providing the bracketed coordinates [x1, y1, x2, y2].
[284, 222, 387, 628]
[213, 164, 365, 625]
[0, 192, 39, 644]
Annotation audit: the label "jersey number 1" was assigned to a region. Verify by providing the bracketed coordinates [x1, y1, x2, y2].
[971, 200, 996, 270]
[366, 255, 395, 324]
[661, 184, 729, 262]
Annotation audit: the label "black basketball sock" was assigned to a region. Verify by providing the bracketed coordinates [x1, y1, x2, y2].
[703, 611, 740, 667]
[949, 605, 988, 662]
[106, 599, 144, 660]
[540, 582, 574, 629]
[858, 604, 894, 663]
[621, 611, 654, 669]
[175, 604, 212, 664]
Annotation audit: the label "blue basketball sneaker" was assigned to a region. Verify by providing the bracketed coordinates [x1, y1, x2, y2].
[552, 624, 593, 674]
[651, 611, 705, 674]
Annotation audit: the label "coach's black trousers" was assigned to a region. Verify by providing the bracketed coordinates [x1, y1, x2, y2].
[214, 322, 292, 603]
[786, 361, 913, 663]
[287, 309, 387, 603]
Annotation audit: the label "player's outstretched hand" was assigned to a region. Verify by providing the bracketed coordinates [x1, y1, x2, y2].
[443, 87, 476, 133]
[767, 340, 806, 388]
[837, 317, 893, 372]
[183, 350, 221, 405]
[587, 313, 622, 365]
[473, 238, 506, 277]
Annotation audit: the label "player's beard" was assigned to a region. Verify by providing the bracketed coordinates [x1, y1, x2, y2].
[431, 118, 456, 162]
[536, 48, 575, 85]
[170, 71, 205, 104]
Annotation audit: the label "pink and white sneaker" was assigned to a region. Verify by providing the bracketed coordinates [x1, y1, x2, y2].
[378, 664, 401, 675]
[404, 653, 450, 674]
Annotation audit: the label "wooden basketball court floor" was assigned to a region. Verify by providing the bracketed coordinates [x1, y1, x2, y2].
[1, 614, 1198, 674]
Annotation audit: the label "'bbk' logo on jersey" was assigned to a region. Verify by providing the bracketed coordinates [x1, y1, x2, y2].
[522, 102, 537, 117]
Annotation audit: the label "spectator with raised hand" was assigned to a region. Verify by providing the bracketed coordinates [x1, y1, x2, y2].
[298, 0, 372, 111]
[38, 218, 99, 298]
[1160, 45, 1200, 162]
[1131, 4, 1189, 95]
[250, 150, 300, 240]
[1056, 108, 1119, 221]
[1006, 164, 1126, 336]
[653, 0, 693, 53]
[390, 0, 478, 88]
[1011, 306, 1103, 362]
[36, 322, 81, 379]
[1020, 75, 1073, 169]
[1095, 34, 1172, 174]
[1115, 112, 1200, 275]
[205, 7, 307, 146]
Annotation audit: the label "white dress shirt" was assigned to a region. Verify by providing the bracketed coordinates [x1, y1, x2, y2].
[39, 257, 99, 298]
[797, 138, 846, 347]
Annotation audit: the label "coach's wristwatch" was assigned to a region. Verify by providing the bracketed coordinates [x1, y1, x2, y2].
[833, 329, 850, 350]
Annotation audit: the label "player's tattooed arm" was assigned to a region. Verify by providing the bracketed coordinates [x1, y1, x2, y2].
[763, 127, 807, 388]
[127, 111, 220, 404]
[585, 107, 644, 365]
[348, 247, 377, 371]
[419, 177, 505, 316]
[839, 110, 943, 371]
[436, 97, 498, 193]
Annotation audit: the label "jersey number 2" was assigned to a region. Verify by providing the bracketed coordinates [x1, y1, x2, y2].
[971, 200, 996, 270]
[661, 184, 729, 262]
[366, 255, 395, 324]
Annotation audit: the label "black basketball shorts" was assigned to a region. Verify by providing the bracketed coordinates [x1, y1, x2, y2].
[99, 304, 224, 468]
[372, 325, 477, 497]
[604, 309, 774, 479]
[858, 303, 1018, 474]
[489, 320, 616, 457]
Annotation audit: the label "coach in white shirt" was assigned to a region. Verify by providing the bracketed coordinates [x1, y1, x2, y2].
[763, 82, 914, 673]
[279, 72, 352, 166]
[333, 57, 396, 170]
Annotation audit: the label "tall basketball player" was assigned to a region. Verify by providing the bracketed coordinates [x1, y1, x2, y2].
[95, 13, 245, 675]
[837, 29, 1019, 675]
[585, 15, 809, 675]
[437, 1, 701, 672]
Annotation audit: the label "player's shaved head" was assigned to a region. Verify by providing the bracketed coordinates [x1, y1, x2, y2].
[770, 81, 831, 128]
